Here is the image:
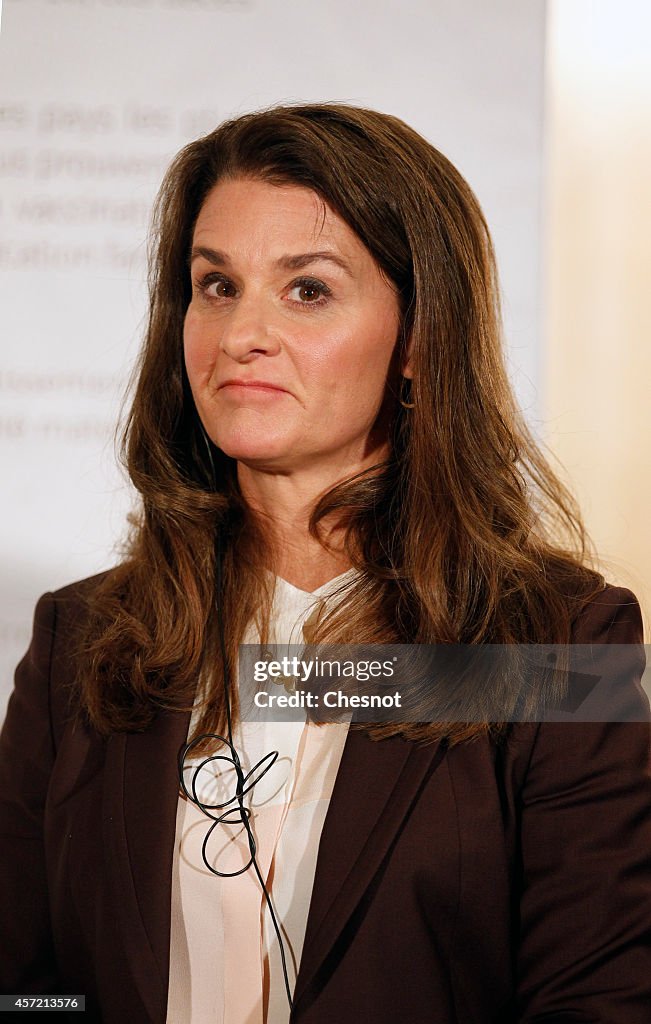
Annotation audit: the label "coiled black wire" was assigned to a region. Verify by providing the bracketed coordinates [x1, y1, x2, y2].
[177, 462, 295, 1011]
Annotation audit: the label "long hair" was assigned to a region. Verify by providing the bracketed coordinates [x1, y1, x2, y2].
[77, 102, 603, 746]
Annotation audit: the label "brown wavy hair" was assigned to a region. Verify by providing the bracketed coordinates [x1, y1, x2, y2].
[77, 102, 603, 746]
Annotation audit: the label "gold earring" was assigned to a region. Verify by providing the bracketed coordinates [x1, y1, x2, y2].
[399, 377, 415, 409]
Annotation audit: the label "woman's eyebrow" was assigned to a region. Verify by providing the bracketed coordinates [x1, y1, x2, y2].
[189, 245, 229, 267]
[189, 245, 353, 276]
[278, 251, 353, 276]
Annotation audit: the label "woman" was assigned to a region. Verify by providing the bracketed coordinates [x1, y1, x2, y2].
[1, 103, 649, 1023]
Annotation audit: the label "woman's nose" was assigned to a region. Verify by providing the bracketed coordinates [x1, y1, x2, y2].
[219, 294, 281, 362]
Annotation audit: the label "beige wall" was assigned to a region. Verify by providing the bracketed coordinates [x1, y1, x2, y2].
[545, 0, 651, 634]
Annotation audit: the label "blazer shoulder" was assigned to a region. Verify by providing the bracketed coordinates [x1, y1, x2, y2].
[34, 567, 122, 650]
[570, 582, 644, 644]
[23, 570, 120, 743]
[49, 568, 116, 615]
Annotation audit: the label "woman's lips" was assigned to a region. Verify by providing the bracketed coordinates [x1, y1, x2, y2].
[218, 380, 289, 395]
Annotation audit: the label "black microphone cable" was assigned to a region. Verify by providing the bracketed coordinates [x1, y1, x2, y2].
[178, 423, 295, 1012]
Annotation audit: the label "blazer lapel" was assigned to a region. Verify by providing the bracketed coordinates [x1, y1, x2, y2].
[102, 707, 192, 1023]
[293, 729, 447, 1013]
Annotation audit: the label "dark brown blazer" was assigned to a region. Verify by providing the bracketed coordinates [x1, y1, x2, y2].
[1, 579, 650, 1023]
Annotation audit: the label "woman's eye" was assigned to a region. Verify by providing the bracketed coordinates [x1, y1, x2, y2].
[201, 277, 236, 299]
[287, 278, 331, 305]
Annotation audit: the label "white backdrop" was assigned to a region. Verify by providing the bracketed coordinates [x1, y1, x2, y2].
[0, 0, 546, 710]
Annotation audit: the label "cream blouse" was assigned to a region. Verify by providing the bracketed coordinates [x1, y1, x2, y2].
[166, 573, 353, 1024]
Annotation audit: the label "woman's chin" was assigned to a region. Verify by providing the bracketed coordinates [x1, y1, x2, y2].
[215, 433, 297, 469]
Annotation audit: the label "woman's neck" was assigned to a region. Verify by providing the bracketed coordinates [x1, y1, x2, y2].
[236, 463, 354, 592]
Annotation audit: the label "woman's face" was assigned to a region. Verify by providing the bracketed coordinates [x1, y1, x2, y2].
[184, 176, 404, 483]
